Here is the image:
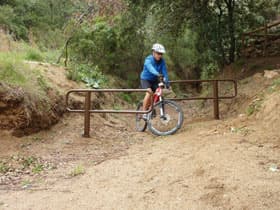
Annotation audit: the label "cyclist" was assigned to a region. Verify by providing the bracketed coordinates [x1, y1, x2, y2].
[140, 43, 170, 116]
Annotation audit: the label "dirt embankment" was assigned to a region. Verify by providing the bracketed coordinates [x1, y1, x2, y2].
[0, 82, 64, 136]
[0, 60, 129, 137]
[0, 61, 67, 136]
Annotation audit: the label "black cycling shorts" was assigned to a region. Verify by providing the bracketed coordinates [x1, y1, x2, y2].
[140, 79, 158, 92]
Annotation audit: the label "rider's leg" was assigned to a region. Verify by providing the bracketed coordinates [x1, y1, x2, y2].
[143, 88, 153, 111]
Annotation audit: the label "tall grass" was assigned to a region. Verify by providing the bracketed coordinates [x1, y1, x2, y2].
[25, 48, 44, 62]
[1, 42, 60, 63]
[0, 49, 51, 100]
[0, 53, 27, 85]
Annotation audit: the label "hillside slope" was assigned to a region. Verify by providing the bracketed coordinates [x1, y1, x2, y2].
[0, 62, 280, 209]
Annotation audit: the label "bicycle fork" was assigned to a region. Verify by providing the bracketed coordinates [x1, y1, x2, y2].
[159, 96, 166, 120]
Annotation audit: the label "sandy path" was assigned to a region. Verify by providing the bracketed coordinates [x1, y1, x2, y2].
[1, 119, 279, 210]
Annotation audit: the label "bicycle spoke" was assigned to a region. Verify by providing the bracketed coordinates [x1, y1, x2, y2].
[135, 102, 147, 132]
[148, 100, 183, 136]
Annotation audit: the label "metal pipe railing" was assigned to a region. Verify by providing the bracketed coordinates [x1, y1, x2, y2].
[66, 89, 153, 137]
[241, 21, 280, 57]
[169, 79, 237, 119]
[66, 80, 237, 137]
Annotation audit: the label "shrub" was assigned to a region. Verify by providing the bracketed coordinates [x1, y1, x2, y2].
[67, 64, 107, 88]
[0, 53, 27, 85]
[201, 62, 220, 80]
[25, 48, 44, 61]
[69, 18, 118, 73]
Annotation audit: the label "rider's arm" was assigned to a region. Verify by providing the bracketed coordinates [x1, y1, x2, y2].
[161, 60, 170, 88]
[145, 58, 161, 76]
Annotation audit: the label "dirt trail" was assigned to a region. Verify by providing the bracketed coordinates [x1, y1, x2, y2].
[1, 114, 280, 210]
[1, 63, 280, 209]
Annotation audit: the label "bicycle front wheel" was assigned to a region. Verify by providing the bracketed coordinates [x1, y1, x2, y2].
[148, 100, 184, 136]
[135, 102, 147, 132]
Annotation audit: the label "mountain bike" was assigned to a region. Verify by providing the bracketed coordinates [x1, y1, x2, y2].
[135, 76, 184, 136]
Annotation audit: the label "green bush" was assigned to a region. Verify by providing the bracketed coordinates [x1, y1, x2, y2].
[66, 67, 81, 82]
[67, 64, 107, 88]
[201, 62, 220, 80]
[25, 48, 44, 61]
[42, 49, 60, 64]
[69, 18, 118, 73]
[0, 53, 27, 85]
[0, 0, 85, 41]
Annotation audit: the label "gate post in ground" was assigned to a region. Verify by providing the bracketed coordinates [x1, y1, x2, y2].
[213, 80, 219, 119]
[83, 92, 91, 137]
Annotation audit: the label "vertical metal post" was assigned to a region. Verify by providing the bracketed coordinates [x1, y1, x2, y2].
[213, 80, 219, 119]
[83, 92, 91, 137]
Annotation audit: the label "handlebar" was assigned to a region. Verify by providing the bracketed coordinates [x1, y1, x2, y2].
[158, 74, 165, 88]
[158, 74, 164, 82]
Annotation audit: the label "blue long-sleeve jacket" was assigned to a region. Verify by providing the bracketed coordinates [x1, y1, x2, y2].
[140, 55, 169, 87]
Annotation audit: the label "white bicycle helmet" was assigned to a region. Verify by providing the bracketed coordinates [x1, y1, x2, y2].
[152, 43, 166, 54]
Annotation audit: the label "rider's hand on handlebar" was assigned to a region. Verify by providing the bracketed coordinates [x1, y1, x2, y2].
[158, 73, 164, 82]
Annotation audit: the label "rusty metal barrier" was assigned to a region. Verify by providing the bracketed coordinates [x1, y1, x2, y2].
[169, 79, 237, 119]
[66, 89, 153, 137]
[66, 80, 237, 137]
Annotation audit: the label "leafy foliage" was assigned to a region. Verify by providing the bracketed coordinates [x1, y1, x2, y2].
[0, 0, 86, 46]
[0, 53, 27, 85]
[69, 18, 118, 73]
[25, 48, 44, 61]
[145, 0, 280, 71]
[67, 64, 107, 89]
[67, 4, 148, 86]
[1, 0, 279, 87]
[201, 62, 219, 80]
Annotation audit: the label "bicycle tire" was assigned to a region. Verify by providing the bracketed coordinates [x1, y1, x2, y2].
[135, 102, 147, 132]
[148, 100, 184, 136]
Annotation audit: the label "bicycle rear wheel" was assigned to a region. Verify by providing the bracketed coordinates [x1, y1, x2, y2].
[135, 102, 147, 132]
[148, 100, 184, 136]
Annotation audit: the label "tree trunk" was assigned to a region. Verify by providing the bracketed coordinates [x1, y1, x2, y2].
[225, 0, 236, 63]
[216, 1, 226, 65]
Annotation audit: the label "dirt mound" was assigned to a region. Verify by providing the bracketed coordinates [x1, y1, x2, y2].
[256, 91, 280, 131]
[219, 68, 280, 115]
[0, 82, 64, 136]
[0, 61, 131, 137]
[221, 56, 280, 80]
[0, 61, 85, 136]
